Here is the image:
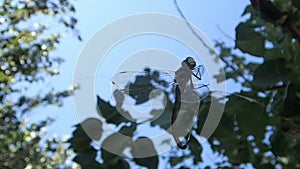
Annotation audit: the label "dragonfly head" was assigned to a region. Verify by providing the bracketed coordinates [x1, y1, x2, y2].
[183, 57, 196, 70]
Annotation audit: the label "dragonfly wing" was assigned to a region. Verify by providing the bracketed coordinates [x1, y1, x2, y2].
[192, 65, 205, 79]
[111, 68, 176, 105]
[111, 67, 209, 104]
[111, 69, 175, 87]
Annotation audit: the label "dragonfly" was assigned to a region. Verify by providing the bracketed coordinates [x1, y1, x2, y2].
[111, 57, 209, 149]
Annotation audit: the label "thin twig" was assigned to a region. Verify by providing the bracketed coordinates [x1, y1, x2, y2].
[265, 84, 286, 91]
[173, 0, 216, 54]
[217, 24, 235, 42]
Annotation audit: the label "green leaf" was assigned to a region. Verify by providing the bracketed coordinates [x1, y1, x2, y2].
[242, 5, 253, 16]
[214, 73, 226, 83]
[81, 118, 103, 140]
[282, 83, 300, 117]
[236, 140, 252, 163]
[68, 118, 103, 153]
[189, 134, 202, 164]
[270, 131, 290, 156]
[210, 113, 235, 138]
[0, 71, 9, 83]
[97, 95, 134, 125]
[263, 48, 283, 60]
[119, 123, 137, 137]
[112, 158, 130, 169]
[100, 150, 130, 169]
[170, 157, 184, 166]
[131, 137, 158, 169]
[197, 97, 226, 138]
[253, 58, 288, 88]
[257, 163, 275, 169]
[150, 100, 173, 131]
[196, 99, 211, 135]
[289, 42, 300, 73]
[225, 93, 267, 140]
[68, 124, 92, 153]
[122, 68, 162, 105]
[236, 107, 267, 140]
[73, 148, 98, 167]
[292, 0, 300, 10]
[101, 133, 132, 162]
[236, 22, 265, 56]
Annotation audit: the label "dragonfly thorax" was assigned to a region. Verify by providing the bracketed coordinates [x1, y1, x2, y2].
[175, 59, 195, 91]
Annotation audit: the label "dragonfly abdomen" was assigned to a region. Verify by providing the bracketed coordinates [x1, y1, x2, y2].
[171, 82, 188, 149]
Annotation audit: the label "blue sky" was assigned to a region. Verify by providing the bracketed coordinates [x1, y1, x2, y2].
[27, 0, 249, 143]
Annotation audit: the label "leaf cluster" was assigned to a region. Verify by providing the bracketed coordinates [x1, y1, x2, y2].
[1, 0, 80, 168]
[210, 1, 300, 168]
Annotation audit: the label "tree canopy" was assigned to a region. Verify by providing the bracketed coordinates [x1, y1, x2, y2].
[0, 0, 80, 168]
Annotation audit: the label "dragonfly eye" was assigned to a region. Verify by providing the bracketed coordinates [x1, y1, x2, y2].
[184, 57, 196, 69]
